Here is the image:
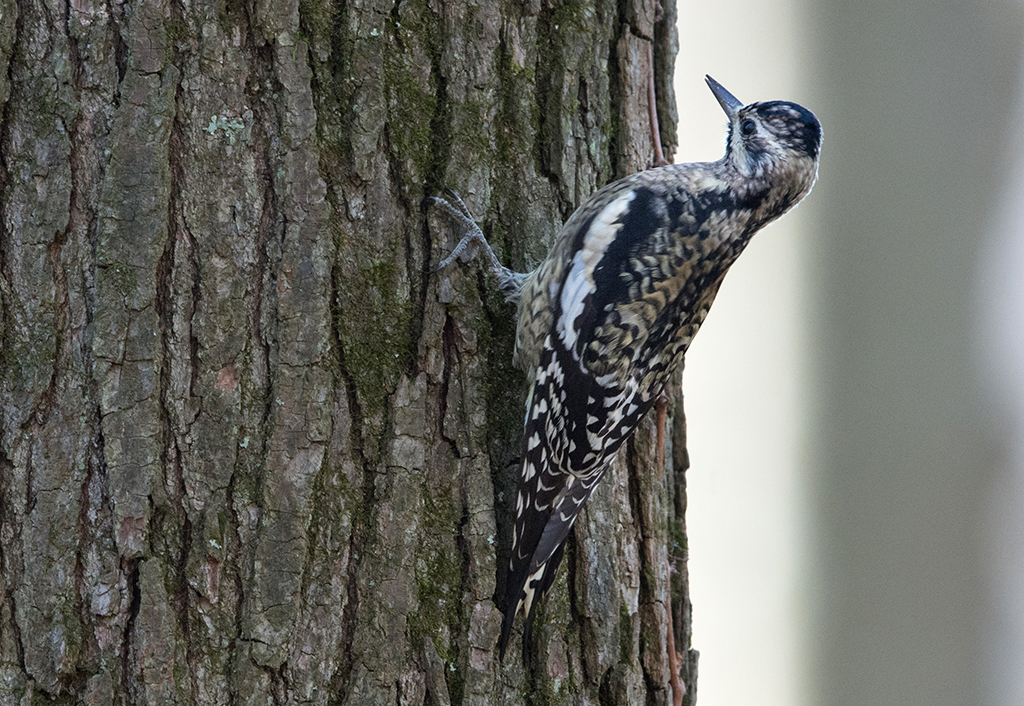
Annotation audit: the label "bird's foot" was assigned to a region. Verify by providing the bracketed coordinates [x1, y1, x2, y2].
[427, 190, 527, 301]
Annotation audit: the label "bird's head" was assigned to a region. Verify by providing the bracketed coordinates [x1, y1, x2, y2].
[706, 75, 822, 189]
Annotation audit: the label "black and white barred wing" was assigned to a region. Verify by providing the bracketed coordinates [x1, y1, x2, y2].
[497, 340, 596, 657]
[499, 183, 686, 657]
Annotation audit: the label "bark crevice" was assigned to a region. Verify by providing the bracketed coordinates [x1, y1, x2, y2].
[0, 1, 690, 702]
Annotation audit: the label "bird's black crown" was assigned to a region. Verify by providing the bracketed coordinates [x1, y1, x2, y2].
[749, 100, 822, 160]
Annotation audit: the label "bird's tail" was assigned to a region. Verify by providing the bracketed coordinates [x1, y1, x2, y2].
[498, 539, 568, 661]
[497, 466, 602, 659]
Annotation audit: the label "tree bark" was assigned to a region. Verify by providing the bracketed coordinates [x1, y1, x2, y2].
[0, 0, 695, 703]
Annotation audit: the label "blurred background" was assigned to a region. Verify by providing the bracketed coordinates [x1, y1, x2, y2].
[673, 1, 1024, 704]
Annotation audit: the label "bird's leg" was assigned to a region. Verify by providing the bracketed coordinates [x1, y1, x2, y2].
[428, 190, 527, 302]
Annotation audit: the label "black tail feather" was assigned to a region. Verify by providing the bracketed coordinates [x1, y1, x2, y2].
[498, 588, 516, 661]
[520, 542, 567, 663]
[498, 539, 569, 662]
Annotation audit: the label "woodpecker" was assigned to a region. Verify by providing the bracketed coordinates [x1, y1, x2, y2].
[430, 76, 822, 660]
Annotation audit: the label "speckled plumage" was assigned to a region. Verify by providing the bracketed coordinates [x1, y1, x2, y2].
[431, 76, 822, 660]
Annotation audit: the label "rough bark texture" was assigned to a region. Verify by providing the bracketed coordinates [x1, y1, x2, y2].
[0, 0, 695, 703]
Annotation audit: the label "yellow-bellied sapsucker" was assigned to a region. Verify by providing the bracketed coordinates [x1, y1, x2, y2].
[430, 76, 822, 659]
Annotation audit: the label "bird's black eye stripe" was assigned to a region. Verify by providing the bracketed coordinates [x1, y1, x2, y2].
[740, 119, 757, 136]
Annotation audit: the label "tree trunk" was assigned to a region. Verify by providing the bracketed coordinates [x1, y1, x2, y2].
[0, 0, 696, 703]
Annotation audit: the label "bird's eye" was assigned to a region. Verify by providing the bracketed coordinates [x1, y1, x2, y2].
[740, 119, 757, 136]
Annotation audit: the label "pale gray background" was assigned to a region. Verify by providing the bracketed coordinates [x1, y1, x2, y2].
[674, 1, 1024, 704]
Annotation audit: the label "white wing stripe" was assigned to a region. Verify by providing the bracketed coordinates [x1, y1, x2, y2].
[558, 191, 637, 352]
